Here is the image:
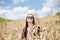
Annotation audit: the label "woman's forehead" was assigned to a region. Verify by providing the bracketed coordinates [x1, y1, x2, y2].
[27, 14, 33, 16]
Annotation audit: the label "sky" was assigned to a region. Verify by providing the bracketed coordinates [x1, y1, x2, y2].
[0, 0, 60, 20]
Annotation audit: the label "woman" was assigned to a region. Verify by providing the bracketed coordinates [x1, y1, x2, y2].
[20, 14, 41, 40]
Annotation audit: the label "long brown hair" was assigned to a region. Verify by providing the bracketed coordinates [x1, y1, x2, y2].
[21, 14, 35, 38]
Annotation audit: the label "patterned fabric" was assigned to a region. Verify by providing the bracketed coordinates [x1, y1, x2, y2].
[21, 25, 41, 40]
[27, 25, 40, 40]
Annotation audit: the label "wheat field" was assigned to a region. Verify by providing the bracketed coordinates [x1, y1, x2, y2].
[0, 13, 60, 40]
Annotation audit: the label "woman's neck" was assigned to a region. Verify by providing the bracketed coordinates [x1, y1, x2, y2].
[28, 23, 33, 27]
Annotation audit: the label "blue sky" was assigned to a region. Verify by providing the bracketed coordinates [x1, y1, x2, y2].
[0, 0, 60, 20]
[0, 0, 45, 9]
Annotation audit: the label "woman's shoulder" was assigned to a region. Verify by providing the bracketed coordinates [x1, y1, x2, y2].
[33, 25, 40, 33]
[33, 25, 40, 29]
[33, 25, 40, 27]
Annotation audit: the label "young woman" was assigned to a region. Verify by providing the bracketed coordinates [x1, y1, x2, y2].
[20, 14, 41, 40]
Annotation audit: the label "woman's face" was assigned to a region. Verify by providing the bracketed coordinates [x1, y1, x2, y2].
[26, 15, 34, 23]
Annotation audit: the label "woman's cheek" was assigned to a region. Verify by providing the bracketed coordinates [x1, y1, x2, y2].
[27, 20, 31, 23]
[27, 19, 33, 23]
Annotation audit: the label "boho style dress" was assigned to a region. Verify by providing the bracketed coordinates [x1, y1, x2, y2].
[21, 25, 41, 40]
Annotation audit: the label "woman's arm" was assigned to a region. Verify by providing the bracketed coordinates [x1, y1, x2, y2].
[20, 32, 25, 40]
[21, 29, 25, 39]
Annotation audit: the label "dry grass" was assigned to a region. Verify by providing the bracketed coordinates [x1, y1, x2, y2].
[0, 14, 60, 40]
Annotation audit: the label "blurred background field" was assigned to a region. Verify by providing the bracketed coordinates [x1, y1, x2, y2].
[0, 12, 60, 40]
